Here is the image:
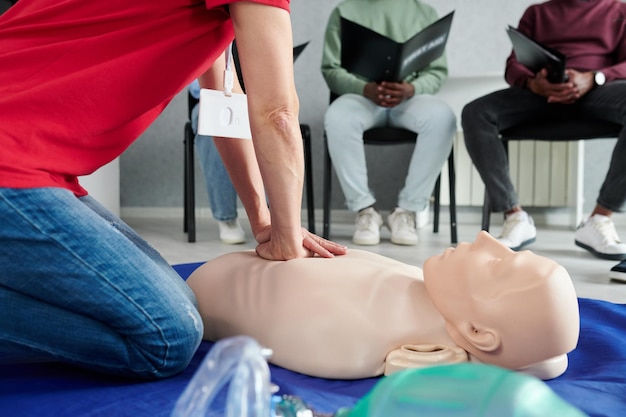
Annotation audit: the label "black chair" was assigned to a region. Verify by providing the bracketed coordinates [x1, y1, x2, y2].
[183, 92, 315, 243]
[322, 126, 458, 244]
[481, 118, 622, 231]
[183, 93, 198, 243]
[0, 0, 12, 15]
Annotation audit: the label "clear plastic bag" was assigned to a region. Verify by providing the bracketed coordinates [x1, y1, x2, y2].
[171, 336, 273, 417]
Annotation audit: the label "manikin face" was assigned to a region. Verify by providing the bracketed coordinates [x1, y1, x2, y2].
[423, 231, 559, 304]
[423, 231, 579, 370]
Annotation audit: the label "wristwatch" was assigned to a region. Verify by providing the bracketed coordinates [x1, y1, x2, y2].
[593, 71, 606, 87]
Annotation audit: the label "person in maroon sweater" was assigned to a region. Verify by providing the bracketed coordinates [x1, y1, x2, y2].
[461, 0, 626, 281]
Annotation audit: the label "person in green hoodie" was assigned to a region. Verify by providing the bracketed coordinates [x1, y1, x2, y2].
[321, 0, 457, 247]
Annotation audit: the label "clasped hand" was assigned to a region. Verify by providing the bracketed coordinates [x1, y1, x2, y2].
[528, 68, 595, 104]
[364, 81, 415, 107]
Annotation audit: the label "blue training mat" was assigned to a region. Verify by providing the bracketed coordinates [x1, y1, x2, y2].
[1, 262, 625, 417]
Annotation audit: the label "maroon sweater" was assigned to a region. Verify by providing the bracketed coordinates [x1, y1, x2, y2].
[506, 0, 626, 87]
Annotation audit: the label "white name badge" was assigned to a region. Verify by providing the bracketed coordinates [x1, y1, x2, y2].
[197, 88, 252, 140]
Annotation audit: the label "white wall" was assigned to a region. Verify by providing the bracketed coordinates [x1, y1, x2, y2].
[80, 159, 120, 216]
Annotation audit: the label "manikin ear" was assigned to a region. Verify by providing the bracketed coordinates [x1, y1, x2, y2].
[458, 322, 501, 352]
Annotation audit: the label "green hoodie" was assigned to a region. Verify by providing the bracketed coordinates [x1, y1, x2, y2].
[321, 0, 449, 97]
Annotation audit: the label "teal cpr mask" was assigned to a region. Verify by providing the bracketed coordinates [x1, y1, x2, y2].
[335, 363, 587, 417]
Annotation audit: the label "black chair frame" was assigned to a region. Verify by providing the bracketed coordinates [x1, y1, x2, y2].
[322, 126, 458, 244]
[481, 118, 622, 231]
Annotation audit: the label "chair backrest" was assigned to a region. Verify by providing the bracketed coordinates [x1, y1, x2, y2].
[187, 91, 199, 121]
[500, 118, 621, 141]
[0, 0, 13, 15]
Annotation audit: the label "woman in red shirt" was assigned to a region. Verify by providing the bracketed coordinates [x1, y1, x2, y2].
[0, 0, 345, 378]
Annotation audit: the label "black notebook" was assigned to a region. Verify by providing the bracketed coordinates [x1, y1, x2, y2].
[506, 26, 567, 83]
[340, 11, 454, 83]
[292, 42, 309, 62]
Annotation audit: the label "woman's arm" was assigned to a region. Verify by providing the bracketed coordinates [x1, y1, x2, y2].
[201, 3, 347, 260]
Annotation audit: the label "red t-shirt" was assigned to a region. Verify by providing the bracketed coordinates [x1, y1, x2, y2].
[0, 0, 289, 195]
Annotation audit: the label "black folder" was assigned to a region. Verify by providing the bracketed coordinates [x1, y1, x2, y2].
[506, 26, 567, 83]
[292, 42, 309, 62]
[340, 11, 454, 83]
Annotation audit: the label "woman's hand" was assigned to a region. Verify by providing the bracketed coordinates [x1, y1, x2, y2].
[255, 226, 348, 260]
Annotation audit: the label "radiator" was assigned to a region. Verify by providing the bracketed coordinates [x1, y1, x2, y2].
[418, 75, 586, 227]
[438, 132, 584, 225]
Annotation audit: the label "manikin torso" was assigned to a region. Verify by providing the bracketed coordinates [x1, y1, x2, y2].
[187, 249, 457, 379]
[188, 231, 580, 381]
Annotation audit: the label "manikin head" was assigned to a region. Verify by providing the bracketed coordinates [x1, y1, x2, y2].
[423, 231, 580, 379]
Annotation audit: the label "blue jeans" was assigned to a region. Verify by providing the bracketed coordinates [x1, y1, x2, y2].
[191, 104, 239, 222]
[324, 94, 457, 212]
[462, 82, 626, 213]
[0, 188, 202, 378]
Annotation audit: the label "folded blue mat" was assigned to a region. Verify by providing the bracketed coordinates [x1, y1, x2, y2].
[1, 262, 625, 417]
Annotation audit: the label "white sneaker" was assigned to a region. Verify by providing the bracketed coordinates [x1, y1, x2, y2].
[387, 208, 418, 246]
[609, 259, 626, 282]
[575, 214, 626, 260]
[352, 207, 383, 245]
[497, 211, 536, 251]
[218, 219, 246, 244]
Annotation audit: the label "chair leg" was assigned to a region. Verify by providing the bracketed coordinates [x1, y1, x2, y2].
[481, 191, 490, 232]
[301, 124, 315, 234]
[184, 123, 196, 243]
[433, 175, 441, 234]
[433, 150, 457, 244]
[183, 124, 189, 234]
[322, 134, 332, 239]
[481, 139, 509, 233]
[447, 149, 458, 244]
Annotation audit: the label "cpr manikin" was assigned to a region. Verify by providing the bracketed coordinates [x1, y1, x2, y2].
[186, 231, 580, 380]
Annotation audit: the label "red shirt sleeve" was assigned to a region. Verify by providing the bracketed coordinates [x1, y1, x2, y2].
[205, 0, 289, 12]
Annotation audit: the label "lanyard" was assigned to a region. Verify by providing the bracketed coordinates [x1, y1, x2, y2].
[223, 41, 234, 96]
